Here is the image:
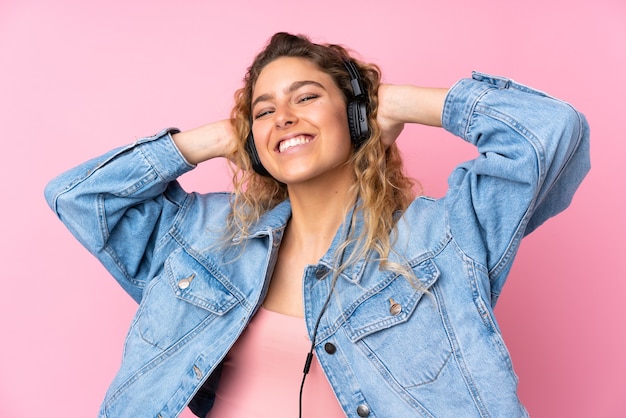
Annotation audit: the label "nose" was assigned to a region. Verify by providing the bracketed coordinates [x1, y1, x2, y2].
[274, 104, 297, 129]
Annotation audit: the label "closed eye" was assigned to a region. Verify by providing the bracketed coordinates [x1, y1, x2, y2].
[254, 108, 274, 119]
[297, 94, 319, 103]
[253, 94, 318, 119]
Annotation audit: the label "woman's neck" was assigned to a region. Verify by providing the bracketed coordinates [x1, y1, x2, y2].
[284, 171, 356, 262]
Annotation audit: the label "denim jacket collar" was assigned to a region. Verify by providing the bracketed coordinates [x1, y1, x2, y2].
[318, 204, 368, 285]
[232, 199, 291, 242]
[236, 197, 369, 285]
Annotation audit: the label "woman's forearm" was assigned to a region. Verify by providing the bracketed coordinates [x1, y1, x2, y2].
[172, 119, 237, 165]
[376, 84, 449, 147]
[379, 84, 449, 128]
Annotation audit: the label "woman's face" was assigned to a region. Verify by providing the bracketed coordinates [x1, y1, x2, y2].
[250, 56, 352, 186]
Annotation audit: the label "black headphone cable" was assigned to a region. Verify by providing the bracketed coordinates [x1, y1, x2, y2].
[298, 270, 339, 418]
[298, 204, 355, 418]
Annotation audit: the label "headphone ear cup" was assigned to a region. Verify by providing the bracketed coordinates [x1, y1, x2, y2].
[347, 101, 359, 144]
[347, 99, 369, 148]
[245, 133, 271, 177]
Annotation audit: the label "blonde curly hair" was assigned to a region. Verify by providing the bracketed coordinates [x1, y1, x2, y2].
[226, 32, 420, 279]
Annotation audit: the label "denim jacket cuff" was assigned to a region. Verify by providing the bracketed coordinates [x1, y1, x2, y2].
[134, 127, 196, 181]
[442, 71, 502, 142]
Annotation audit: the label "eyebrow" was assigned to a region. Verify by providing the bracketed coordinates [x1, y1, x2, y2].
[251, 80, 326, 109]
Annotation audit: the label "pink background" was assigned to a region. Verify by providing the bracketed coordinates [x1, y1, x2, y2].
[1, 0, 624, 417]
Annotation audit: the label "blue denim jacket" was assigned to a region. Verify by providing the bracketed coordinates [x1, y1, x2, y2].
[45, 72, 589, 418]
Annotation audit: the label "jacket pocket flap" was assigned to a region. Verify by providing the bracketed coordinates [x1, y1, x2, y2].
[165, 249, 238, 314]
[344, 258, 439, 342]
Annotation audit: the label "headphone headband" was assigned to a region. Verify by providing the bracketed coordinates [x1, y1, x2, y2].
[343, 59, 366, 98]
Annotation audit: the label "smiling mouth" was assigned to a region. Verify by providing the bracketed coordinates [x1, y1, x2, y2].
[278, 135, 313, 153]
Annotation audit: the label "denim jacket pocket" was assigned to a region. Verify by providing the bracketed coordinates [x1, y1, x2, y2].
[164, 249, 239, 313]
[135, 248, 238, 350]
[343, 259, 452, 388]
[343, 258, 439, 340]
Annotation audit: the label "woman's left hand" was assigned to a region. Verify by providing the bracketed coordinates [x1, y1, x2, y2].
[376, 84, 406, 148]
[376, 83, 449, 147]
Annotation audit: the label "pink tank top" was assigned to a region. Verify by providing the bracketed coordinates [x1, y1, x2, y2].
[205, 307, 345, 418]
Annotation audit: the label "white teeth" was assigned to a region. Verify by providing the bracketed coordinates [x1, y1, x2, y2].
[279, 135, 311, 153]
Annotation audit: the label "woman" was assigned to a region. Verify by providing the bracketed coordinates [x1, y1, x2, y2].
[45, 32, 590, 417]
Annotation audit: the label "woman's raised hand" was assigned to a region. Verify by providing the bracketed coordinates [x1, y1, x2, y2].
[172, 119, 238, 165]
[376, 84, 406, 148]
[376, 83, 449, 147]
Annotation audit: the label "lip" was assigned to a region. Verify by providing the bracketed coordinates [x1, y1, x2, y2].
[275, 132, 315, 153]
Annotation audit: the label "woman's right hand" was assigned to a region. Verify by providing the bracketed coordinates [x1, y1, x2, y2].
[172, 119, 238, 165]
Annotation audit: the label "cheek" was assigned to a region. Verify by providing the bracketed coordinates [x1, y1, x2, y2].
[328, 109, 351, 144]
[251, 122, 270, 149]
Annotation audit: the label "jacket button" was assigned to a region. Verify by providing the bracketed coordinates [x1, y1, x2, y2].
[177, 273, 196, 290]
[324, 342, 337, 354]
[390, 303, 402, 315]
[389, 298, 402, 315]
[356, 404, 370, 417]
[315, 265, 329, 280]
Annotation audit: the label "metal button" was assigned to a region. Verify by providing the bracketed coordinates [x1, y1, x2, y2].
[389, 298, 402, 315]
[193, 365, 203, 379]
[177, 273, 195, 290]
[356, 404, 370, 417]
[324, 342, 337, 354]
[315, 265, 329, 280]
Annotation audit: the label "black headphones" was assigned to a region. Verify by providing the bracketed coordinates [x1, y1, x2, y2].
[245, 59, 370, 177]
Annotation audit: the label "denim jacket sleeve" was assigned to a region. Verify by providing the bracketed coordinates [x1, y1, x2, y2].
[442, 72, 590, 294]
[44, 129, 196, 302]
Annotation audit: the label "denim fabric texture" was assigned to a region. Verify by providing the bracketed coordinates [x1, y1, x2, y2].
[45, 72, 590, 418]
